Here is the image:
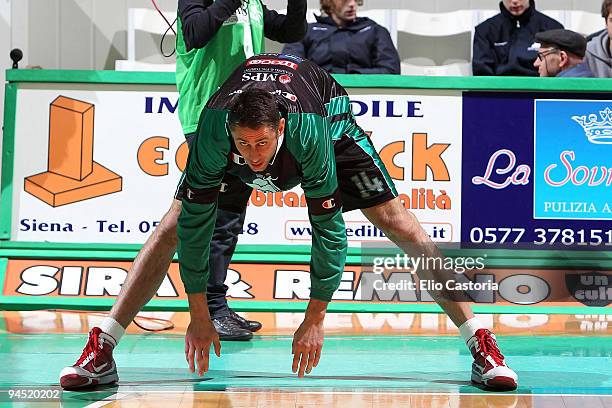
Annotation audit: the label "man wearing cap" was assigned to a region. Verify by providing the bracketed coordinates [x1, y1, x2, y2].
[533, 29, 594, 77]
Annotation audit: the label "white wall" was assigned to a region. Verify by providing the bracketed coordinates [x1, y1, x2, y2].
[7, 0, 607, 70]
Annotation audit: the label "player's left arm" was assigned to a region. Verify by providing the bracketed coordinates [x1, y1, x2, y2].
[297, 113, 347, 304]
[288, 113, 348, 377]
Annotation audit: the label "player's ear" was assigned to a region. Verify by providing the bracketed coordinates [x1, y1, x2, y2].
[277, 118, 286, 137]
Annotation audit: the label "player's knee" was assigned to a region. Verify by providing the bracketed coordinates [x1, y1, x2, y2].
[154, 206, 180, 242]
[378, 210, 424, 243]
[159, 220, 178, 241]
[385, 220, 418, 243]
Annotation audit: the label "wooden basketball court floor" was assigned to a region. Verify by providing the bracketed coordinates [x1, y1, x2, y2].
[0, 310, 610, 407]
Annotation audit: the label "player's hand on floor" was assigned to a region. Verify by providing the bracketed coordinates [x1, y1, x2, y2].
[292, 319, 324, 377]
[185, 318, 221, 376]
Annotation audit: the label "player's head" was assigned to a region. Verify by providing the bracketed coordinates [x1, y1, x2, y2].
[502, 0, 530, 17]
[228, 89, 286, 172]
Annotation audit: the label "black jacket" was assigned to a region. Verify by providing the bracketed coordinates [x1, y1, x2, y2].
[178, 0, 307, 52]
[281, 15, 400, 74]
[473, 0, 563, 76]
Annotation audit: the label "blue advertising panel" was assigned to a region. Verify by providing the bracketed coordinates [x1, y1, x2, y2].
[461, 92, 612, 247]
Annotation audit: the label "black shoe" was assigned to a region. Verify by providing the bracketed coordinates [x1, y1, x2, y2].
[211, 316, 253, 341]
[229, 309, 262, 332]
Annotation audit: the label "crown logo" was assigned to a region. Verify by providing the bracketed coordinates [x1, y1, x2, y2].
[572, 107, 612, 145]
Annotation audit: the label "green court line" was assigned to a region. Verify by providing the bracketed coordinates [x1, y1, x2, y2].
[1, 248, 611, 268]
[0, 296, 609, 314]
[2, 240, 611, 259]
[8, 237, 612, 259]
[0, 249, 367, 265]
[0, 241, 145, 251]
[7, 69, 612, 92]
[0, 241, 611, 268]
[0, 83, 17, 240]
[334, 73, 612, 92]
[5, 69, 176, 85]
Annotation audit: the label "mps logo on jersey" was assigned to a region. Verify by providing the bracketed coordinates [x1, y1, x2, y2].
[242, 72, 293, 84]
[242, 72, 279, 82]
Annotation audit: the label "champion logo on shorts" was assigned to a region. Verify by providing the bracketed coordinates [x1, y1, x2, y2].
[322, 198, 336, 209]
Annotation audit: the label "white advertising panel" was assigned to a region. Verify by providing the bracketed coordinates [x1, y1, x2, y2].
[11, 87, 461, 245]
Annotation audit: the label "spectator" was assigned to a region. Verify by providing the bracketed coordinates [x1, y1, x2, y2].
[281, 0, 400, 74]
[473, 0, 563, 76]
[584, 0, 612, 77]
[533, 29, 594, 77]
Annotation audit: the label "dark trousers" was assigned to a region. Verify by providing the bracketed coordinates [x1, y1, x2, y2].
[207, 208, 245, 318]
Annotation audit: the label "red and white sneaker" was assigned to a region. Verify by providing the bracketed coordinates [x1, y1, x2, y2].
[468, 328, 518, 390]
[59, 327, 118, 389]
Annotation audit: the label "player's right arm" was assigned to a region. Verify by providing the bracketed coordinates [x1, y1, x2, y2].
[178, 0, 243, 51]
[177, 108, 230, 296]
[177, 108, 230, 375]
